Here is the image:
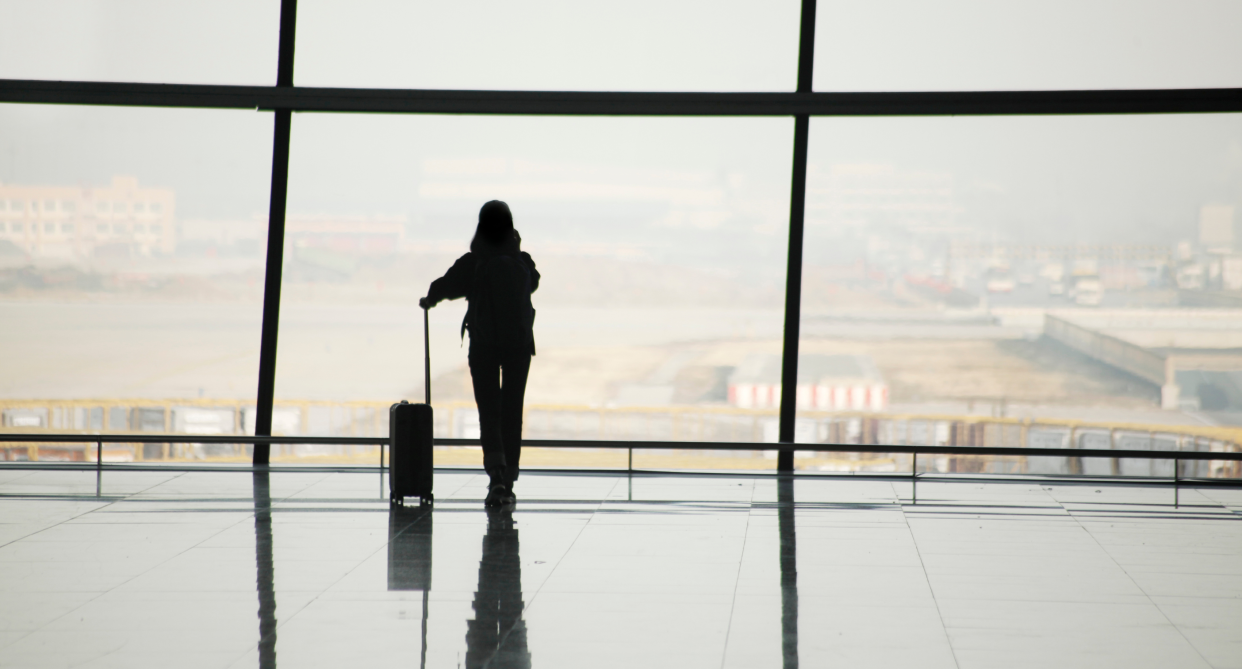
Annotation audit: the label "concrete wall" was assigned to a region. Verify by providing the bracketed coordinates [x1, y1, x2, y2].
[1044, 314, 1167, 387]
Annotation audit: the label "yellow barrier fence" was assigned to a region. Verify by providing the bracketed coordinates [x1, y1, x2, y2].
[1, 398, 1239, 477]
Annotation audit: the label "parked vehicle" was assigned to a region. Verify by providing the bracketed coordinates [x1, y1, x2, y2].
[1074, 277, 1103, 306]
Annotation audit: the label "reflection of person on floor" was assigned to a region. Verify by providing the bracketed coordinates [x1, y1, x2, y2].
[420, 201, 539, 507]
[465, 507, 531, 669]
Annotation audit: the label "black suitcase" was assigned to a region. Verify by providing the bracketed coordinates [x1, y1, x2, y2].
[389, 307, 435, 506]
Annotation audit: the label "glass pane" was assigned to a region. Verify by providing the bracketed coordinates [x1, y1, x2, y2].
[815, 0, 1242, 91]
[274, 114, 794, 468]
[794, 114, 1242, 478]
[295, 0, 800, 91]
[0, 103, 273, 462]
[0, 1, 281, 85]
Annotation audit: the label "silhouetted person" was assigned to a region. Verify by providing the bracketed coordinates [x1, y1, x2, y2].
[420, 201, 538, 506]
[465, 507, 531, 668]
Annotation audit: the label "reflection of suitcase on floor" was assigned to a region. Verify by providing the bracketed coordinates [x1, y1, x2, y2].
[389, 307, 435, 506]
[387, 503, 433, 668]
[387, 504, 433, 590]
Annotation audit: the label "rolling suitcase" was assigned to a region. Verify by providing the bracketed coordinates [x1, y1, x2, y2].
[389, 307, 434, 506]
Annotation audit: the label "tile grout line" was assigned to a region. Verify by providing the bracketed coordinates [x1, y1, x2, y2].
[517, 476, 622, 613]
[0, 477, 158, 551]
[0, 475, 169, 653]
[717, 477, 758, 669]
[219, 470, 349, 668]
[442, 471, 482, 499]
[481, 476, 624, 669]
[0, 470, 192, 551]
[0, 472, 256, 653]
[1052, 486, 1218, 669]
[226, 472, 370, 648]
[896, 480, 963, 669]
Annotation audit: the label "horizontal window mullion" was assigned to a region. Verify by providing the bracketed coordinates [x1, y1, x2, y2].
[2, 79, 1242, 116]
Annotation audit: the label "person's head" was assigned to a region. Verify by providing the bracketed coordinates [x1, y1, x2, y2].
[473, 200, 513, 249]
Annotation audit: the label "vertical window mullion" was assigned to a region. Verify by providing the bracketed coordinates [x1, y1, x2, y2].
[778, 0, 817, 471]
[254, 0, 299, 465]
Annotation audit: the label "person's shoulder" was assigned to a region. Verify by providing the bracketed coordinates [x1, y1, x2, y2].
[441, 252, 475, 278]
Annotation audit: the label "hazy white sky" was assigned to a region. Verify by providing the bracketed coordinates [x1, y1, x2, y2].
[3, 0, 1240, 90]
[1, 1, 1241, 247]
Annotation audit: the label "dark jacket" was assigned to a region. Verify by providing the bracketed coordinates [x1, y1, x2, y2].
[426, 235, 539, 356]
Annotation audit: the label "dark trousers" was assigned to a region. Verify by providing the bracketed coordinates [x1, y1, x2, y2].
[469, 348, 531, 484]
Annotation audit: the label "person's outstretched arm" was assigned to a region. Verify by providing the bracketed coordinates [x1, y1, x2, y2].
[419, 253, 473, 309]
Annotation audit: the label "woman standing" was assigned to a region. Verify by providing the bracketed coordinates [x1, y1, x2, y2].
[420, 201, 538, 506]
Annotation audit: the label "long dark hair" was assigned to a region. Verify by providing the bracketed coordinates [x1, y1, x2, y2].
[471, 200, 514, 253]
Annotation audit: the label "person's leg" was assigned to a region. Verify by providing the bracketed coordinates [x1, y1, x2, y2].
[469, 351, 507, 488]
[500, 353, 532, 489]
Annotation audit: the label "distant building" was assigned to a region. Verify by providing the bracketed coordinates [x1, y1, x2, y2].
[728, 354, 888, 412]
[179, 214, 407, 258]
[1199, 204, 1235, 251]
[1224, 256, 1242, 292]
[805, 164, 959, 231]
[0, 176, 175, 259]
[285, 214, 405, 255]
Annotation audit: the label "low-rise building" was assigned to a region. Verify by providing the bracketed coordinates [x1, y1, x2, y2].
[0, 176, 175, 259]
[728, 353, 889, 412]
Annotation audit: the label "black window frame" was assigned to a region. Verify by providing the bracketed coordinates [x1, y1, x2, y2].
[2, 0, 1241, 467]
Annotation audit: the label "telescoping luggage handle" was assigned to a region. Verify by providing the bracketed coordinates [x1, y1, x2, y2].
[423, 306, 431, 405]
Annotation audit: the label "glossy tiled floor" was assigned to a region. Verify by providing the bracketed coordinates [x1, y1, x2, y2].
[2, 468, 1241, 668]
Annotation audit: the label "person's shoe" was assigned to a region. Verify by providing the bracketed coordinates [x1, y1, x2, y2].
[484, 482, 509, 507]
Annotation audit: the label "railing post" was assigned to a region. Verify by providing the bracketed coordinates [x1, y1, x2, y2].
[1109, 428, 1119, 476]
[96, 439, 102, 497]
[911, 449, 918, 504]
[1173, 455, 1180, 508]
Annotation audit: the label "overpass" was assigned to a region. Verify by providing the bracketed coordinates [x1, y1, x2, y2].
[1043, 310, 1242, 409]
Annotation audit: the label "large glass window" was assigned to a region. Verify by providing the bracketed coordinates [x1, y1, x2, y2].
[0, 104, 272, 459]
[795, 113, 1242, 474]
[295, 0, 801, 91]
[815, 0, 1242, 91]
[0, 1, 281, 85]
[4, 1, 1240, 477]
[270, 114, 793, 466]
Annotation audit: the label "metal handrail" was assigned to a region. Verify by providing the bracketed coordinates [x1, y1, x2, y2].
[7, 398, 1241, 444]
[2, 432, 1240, 462]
